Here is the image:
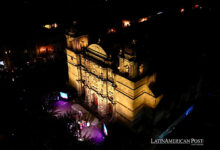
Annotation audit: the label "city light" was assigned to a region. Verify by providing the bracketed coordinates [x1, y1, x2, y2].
[180, 8, 185, 13]
[138, 17, 148, 23]
[185, 105, 194, 116]
[103, 123, 108, 136]
[44, 24, 52, 29]
[60, 92, 68, 99]
[157, 11, 164, 15]
[122, 20, 131, 28]
[108, 28, 116, 33]
[38, 45, 54, 54]
[44, 23, 58, 29]
[0, 61, 4, 66]
[52, 23, 58, 28]
[194, 4, 199, 8]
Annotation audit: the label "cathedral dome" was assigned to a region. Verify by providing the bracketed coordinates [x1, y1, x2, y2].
[87, 44, 108, 59]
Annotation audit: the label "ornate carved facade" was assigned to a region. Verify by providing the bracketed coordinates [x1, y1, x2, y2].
[66, 33, 163, 123]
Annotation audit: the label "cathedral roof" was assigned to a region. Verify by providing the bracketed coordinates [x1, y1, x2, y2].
[87, 44, 108, 59]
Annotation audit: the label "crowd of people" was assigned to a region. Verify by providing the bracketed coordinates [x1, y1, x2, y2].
[43, 91, 106, 144]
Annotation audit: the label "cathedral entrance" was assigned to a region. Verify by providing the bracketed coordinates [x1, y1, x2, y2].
[92, 93, 98, 111]
[82, 86, 86, 103]
[82, 86, 86, 97]
[108, 103, 113, 117]
[82, 86, 86, 94]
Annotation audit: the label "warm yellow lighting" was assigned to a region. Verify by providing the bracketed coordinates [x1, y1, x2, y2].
[180, 8, 185, 13]
[44, 24, 52, 29]
[38, 45, 54, 54]
[52, 23, 58, 28]
[122, 20, 131, 28]
[108, 28, 116, 33]
[73, 21, 77, 25]
[66, 36, 163, 123]
[138, 17, 148, 23]
[139, 64, 144, 75]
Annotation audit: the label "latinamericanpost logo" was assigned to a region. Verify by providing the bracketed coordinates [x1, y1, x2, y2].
[151, 138, 204, 146]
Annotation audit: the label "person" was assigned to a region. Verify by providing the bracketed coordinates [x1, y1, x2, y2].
[78, 110, 82, 120]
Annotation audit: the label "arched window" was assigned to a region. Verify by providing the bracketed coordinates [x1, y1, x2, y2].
[139, 64, 144, 76]
[93, 93, 98, 106]
[124, 65, 129, 74]
[108, 103, 113, 117]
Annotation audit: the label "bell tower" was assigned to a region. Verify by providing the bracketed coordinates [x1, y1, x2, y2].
[118, 46, 138, 79]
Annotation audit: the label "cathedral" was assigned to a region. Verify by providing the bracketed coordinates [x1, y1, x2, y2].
[65, 25, 163, 123]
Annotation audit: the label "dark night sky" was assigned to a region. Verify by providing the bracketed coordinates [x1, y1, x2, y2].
[0, 0, 217, 56]
[0, 1, 217, 79]
[0, 0, 217, 28]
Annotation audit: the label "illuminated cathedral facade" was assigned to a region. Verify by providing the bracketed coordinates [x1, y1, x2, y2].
[66, 30, 163, 123]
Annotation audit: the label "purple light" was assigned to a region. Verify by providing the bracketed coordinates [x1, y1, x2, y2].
[81, 126, 104, 144]
[54, 100, 69, 107]
[52, 100, 73, 117]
